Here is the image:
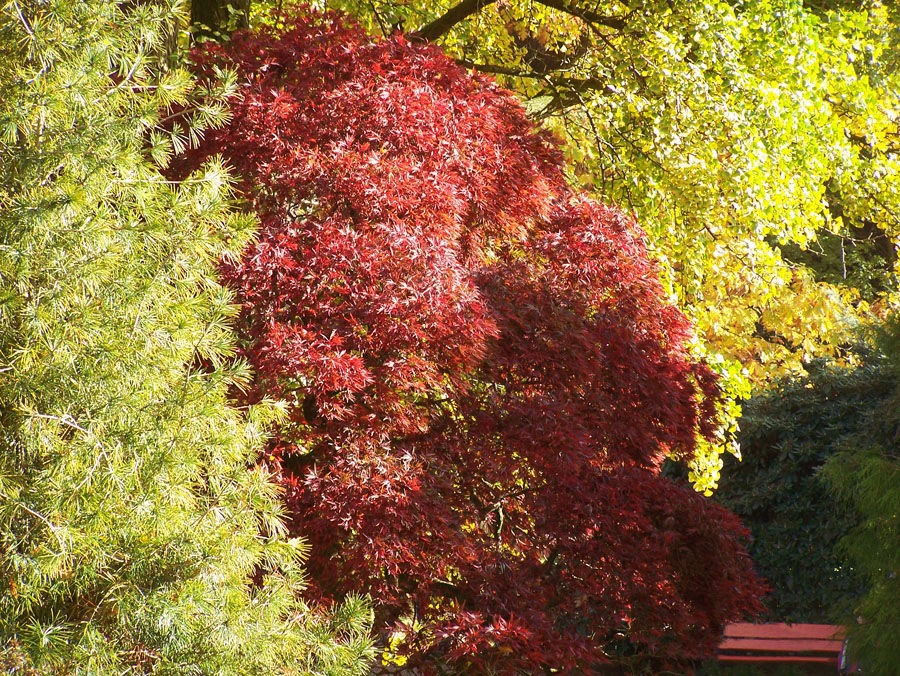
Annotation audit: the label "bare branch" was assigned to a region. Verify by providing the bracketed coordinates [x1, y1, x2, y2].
[410, 0, 626, 43]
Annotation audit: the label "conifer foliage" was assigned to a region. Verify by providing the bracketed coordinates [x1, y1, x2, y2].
[175, 13, 766, 671]
[825, 319, 900, 673]
[0, 2, 372, 672]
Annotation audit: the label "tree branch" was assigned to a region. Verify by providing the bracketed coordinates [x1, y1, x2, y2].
[456, 59, 545, 78]
[410, 0, 627, 44]
[408, 0, 499, 43]
[531, 0, 626, 31]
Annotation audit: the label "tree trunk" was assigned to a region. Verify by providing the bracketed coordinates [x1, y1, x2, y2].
[191, 0, 250, 38]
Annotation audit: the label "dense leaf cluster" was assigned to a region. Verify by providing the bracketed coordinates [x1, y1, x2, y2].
[173, 13, 766, 671]
[714, 354, 891, 623]
[824, 319, 900, 673]
[324, 0, 900, 493]
[0, 1, 372, 672]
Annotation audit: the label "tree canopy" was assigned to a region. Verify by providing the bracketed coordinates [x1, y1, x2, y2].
[305, 0, 900, 491]
[6, 0, 892, 671]
[172, 13, 766, 671]
[0, 1, 372, 671]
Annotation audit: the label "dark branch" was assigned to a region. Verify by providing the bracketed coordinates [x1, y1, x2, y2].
[456, 59, 546, 78]
[523, 76, 609, 116]
[408, 0, 499, 43]
[531, 0, 626, 31]
[409, 0, 626, 44]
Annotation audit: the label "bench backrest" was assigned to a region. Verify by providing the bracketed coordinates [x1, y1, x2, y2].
[719, 622, 846, 666]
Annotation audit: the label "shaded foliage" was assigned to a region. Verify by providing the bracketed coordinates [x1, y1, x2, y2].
[714, 355, 893, 623]
[824, 318, 900, 672]
[779, 223, 897, 303]
[715, 320, 899, 668]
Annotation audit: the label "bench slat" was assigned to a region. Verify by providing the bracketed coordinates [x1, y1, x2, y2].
[725, 622, 845, 639]
[720, 637, 844, 653]
[724, 623, 845, 640]
[718, 623, 848, 669]
[719, 655, 837, 664]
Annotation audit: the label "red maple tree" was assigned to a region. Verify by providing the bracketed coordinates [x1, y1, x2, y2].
[172, 12, 765, 671]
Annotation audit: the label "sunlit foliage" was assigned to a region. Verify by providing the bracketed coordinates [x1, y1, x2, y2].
[314, 0, 900, 492]
[0, 1, 373, 671]
[172, 13, 766, 671]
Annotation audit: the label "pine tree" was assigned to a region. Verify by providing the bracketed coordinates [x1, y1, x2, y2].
[0, 1, 372, 672]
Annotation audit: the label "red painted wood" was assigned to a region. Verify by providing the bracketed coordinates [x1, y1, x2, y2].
[724, 622, 845, 640]
[720, 637, 845, 652]
[719, 654, 837, 664]
[718, 623, 847, 667]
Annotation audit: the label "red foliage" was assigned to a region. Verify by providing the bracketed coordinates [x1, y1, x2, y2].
[172, 13, 765, 671]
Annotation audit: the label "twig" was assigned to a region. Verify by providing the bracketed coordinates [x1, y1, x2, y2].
[11, 0, 34, 37]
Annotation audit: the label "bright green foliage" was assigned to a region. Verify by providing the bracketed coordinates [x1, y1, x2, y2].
[0, 1, 373, 672]
[713, 351, 890, 622]
[824, 318, 900, 673]
[317, 0, 900, 492]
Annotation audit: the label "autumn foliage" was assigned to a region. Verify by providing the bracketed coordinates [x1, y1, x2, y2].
[173, 13, 765, 671]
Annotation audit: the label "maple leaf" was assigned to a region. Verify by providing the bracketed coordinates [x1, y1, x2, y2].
[171, 11, 765, 672]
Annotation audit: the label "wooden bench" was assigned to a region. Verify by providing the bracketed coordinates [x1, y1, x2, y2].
[718, 623, 852, 670]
